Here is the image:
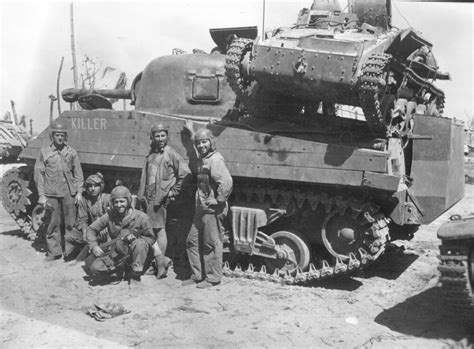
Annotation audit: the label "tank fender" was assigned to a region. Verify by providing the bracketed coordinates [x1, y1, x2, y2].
[387, 28, 432, 62]
[437, 216, 474, 240]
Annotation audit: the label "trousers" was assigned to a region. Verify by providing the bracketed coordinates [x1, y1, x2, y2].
[186, 212, 225, 284]
[89, 238, 151, 275]
[46, 193, 76, 257]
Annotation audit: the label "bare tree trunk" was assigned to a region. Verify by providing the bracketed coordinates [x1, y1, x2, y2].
[57, 56, 64, 115]
[70, 2, 79, 110]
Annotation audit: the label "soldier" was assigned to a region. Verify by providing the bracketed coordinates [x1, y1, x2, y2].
[63, 172, 110, 260]
[86, 185, 155, 282]
[34, 120, 84, 261]
[183, 126, 233, 289]
[137, 122, 192, 279]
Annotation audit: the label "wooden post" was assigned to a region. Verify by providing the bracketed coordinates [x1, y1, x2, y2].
[29, 119, 33, 136]
[70, 2, 79, 110]
[10, 100, 19, 125]
[57, 56, 64, 115]
[49, 95, 58, 123]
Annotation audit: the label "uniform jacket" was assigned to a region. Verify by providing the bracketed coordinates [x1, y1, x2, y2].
[86, 208, 155, 249]
[34, 144, 84, 197]
[196, 150, 233, 214]
[75, 193, 110, 232]
[137, 145, 191, 206]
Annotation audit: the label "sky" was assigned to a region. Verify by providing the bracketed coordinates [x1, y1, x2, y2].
[0, 0, 473, 132]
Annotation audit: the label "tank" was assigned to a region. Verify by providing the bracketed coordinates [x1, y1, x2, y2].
[1, 11, 464, 285]
[437, 215, 474, 322]
[225, 0, 450, 137]
[0, 119, 30, 162]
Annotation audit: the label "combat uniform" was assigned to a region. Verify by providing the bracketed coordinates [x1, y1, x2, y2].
[64, 193, 110, 258]
[186, 150, 232, 284]
[34, 143, 83, 258]
[137, 145, 191, 229]
[86, 208, 155, 275]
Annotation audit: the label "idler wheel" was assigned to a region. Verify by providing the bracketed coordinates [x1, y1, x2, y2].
[321, 209, 373, 261]
[264, 230, 311, 274]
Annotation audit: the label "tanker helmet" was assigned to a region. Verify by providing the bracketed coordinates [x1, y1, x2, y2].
[149, 123, 169, 140]
[85, 172, 105, 191]
[194, 128, 215, 151]
[110, 185, 132, 207]
[49, 120, 68, 140]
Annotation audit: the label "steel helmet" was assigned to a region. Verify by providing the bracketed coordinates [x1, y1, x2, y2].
[194, 128, 215, 151]
[110, 185, 132, 207]
[49, 120, 68, 140]
[85, 172, 105, 192]
[149, 123, 169, 140]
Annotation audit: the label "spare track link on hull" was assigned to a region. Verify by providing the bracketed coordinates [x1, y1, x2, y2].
[225, 38, 255, 112]
[1, 167, 36, 240]
[358, 53, 392, 136]
[224, 182, 390, 285]
[438, 241, 474, 321]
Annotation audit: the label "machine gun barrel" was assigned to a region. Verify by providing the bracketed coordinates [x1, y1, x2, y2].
[62, 88, 132, 103]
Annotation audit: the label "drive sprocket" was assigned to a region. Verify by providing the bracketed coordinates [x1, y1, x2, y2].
[2, 167, 32, 216]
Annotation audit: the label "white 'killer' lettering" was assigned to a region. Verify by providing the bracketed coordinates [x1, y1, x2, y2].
[70, 118, 107, 130]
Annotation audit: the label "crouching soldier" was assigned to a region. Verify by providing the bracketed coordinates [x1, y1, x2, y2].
[64, 172, 110, 260]
[86, 185, 156, 283]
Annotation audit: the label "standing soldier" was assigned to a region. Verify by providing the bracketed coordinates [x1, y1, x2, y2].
[183, 126, 233, 289]
[64, 172, 110, 260]
[137, 122, 192, 279]
[34, 120, 84, 261]
[86, 185, 155, 282]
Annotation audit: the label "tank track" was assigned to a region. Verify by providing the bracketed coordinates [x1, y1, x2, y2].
[438, 240, 474, 321]
[1, 166, 36, 240]
[358, 53, 393, 136]
[223, 182, 390, 285]
[225, 38, 256, 114]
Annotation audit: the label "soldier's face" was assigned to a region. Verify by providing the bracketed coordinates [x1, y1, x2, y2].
[86, 183, 101, 197]
[52, 132, 66, 146]
[113, 198, 128, 214]
[152, 131, 168, 150]
[195, 139, 211, 157]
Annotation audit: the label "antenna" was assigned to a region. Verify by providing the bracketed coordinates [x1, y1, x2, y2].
[262, 0, 266, 40]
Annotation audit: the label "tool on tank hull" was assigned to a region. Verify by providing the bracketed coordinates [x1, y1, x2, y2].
[2, 4, 464, 284]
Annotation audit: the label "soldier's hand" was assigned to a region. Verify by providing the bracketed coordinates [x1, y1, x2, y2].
[184, 120, 194, 134]
[125, 234, 136, 242]
[204, 197, 218, 207]
[38, 195, 47, 205]
[75, 191, 83, 204]
[92, 246, 104, 257]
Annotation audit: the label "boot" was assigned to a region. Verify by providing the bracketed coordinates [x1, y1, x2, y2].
[155, 255, 172, 279]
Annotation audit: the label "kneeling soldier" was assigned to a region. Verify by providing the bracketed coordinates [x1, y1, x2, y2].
[86, 185, 155, 282]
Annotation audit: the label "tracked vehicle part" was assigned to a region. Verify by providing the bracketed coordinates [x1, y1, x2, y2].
[7, 13, 463, 288]
[1, 166, 36, 239]
[438, 216, 474, 322]
[224, 0, 449, 137]
[358, 54, 393, 135]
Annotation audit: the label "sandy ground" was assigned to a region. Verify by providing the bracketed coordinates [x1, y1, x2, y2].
[1, 162, 473, 348]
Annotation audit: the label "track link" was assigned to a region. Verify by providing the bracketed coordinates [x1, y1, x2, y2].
[438, 241, 474, 321]
[224, 182, 390, 285]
